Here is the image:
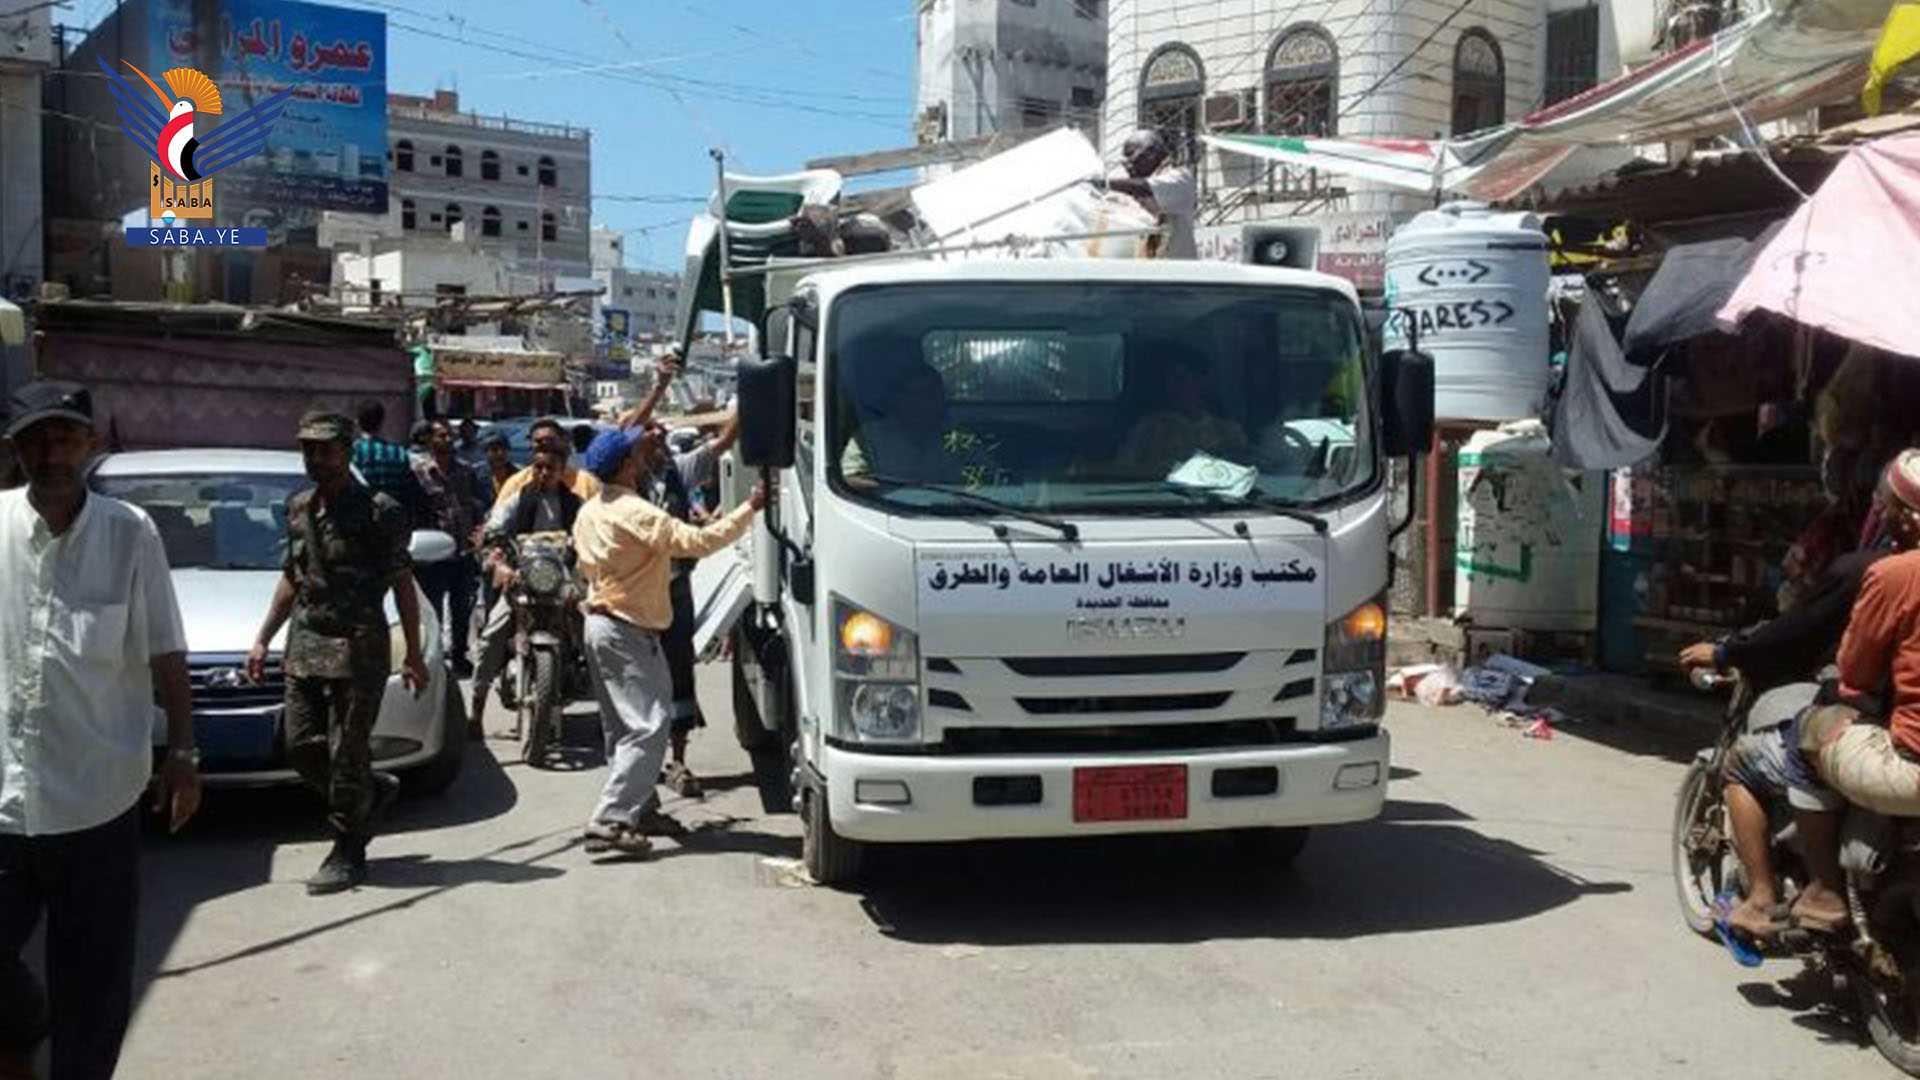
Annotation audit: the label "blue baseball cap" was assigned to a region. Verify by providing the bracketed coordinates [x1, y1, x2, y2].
[583, 427, 647, 482]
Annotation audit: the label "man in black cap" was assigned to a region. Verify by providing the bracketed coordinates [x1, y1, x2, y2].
[247, 411, 428, 894]
[0, 380, 200, 1079]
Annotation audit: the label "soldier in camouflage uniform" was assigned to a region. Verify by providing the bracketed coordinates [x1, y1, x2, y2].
[248, 411, 429, 894]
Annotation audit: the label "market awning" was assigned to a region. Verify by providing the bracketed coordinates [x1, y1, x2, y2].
[1204, 0, 1888, 202]
[1718, 132, 1920, 357]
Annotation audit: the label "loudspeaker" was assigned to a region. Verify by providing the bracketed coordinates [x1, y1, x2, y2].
[1242, 224, 1320, 270]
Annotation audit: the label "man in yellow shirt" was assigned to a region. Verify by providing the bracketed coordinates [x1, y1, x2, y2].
[572, 426, 763, 856]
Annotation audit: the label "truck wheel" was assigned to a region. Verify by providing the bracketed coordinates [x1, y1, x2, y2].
[1233, 827, 1309, 867]
[732, 647, 777, 752]
[408, 683, 467, 796]
[802, 785, 865, 887]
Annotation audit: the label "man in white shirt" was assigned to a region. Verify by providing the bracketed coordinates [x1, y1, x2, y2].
[1106, 129, 1197, 259]
[0, 380, 199, 1080]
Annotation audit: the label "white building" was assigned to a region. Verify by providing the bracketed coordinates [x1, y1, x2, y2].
[0, 2, 53, 301]
[1104, 0, 1636, 288]
[915, 0, 1111, 151]
[589, 227, 680, 341]
[321, 89, 593, 301]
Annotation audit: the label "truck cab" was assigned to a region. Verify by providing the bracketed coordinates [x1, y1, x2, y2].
[707, 255, 1434, 884]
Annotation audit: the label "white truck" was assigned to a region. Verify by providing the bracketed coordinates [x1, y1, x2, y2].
[681, 164, 1434, 885]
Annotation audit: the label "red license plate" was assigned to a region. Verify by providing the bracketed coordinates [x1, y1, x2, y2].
[1073, 765, 1188, 823]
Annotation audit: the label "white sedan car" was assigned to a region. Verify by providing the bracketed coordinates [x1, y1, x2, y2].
[89, 449, 466, 793]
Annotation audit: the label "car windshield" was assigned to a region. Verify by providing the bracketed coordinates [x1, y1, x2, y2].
[92, 472, 307, 570]
[826, 281, 1374, 513]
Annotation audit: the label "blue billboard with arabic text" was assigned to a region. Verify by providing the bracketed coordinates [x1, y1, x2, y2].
[146, 0, 386, 221]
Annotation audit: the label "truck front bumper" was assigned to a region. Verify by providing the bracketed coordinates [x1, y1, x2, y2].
[822, 728, 1389, 844]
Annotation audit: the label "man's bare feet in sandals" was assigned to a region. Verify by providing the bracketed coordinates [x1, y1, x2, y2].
[1789, 881, 1851, 934]
[1726, 895, 1787, 940]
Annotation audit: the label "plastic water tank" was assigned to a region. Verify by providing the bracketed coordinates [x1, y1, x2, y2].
[1382, 202, 1550, 423]
[1454, 422, 1603, 633]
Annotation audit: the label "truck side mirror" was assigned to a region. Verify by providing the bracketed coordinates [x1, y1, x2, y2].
[737, 353, 797, 469]
[1380, 349, 1435, 458]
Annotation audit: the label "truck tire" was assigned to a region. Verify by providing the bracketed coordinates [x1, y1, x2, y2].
[407, 683, 467, 796]
[1233, 827, 1310, 867]
[802, 785, 865, 887]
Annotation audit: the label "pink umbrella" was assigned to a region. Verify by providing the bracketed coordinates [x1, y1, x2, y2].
[1718, 133, 1920, 359]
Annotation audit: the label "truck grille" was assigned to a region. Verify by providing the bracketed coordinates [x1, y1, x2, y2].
[998, 652, 1245, 677]
[944, 718, 1295, 755]
[1016, 691, 1230, 716]
[189, 656, 285, 710]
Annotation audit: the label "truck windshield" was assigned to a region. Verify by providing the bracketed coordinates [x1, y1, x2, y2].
[826, 281, 1373, 513]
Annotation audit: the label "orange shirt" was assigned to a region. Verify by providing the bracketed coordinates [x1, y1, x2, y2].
[1837, 548, 1920, 755]
[571, 485, 754, 631]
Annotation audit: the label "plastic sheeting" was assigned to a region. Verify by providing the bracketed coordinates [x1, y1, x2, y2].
[1622, 222, 1783, 355]
[1719, 133, 1920, 359]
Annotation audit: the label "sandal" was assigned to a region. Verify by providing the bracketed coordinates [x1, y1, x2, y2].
[582, 821, 653, 857]
[1712, 891, 1766, 968]
[664, 762, 704, 798]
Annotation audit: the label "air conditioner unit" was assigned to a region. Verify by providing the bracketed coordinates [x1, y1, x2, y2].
[1242, 224, 1320, 270]
[1204, 90, 1252, 131]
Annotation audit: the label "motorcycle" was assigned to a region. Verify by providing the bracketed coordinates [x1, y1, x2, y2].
[1674, 666, 1920, 1075]
[505, 531, 585, 767]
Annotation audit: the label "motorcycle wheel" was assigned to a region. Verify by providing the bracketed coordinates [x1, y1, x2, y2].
[524, 648, 556, 767]
[1672, 759, 1730, 939]
[1857, 965, 1920, 1077]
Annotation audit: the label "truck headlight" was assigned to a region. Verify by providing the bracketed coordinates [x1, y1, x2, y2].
[833, 596, 921, 743]
[1322, 594, 1386, 729]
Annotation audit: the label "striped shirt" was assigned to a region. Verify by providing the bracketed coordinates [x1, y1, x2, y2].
[351, 436, 417, 513]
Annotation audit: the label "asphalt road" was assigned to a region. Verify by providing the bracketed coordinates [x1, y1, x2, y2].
[107, 670, 1891, 1080]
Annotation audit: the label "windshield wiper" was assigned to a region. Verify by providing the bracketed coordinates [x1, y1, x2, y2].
[1157, 484, 1330, 535]
[866, 475, 1080, 542]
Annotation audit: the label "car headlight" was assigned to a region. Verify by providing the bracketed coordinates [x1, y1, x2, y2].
[1322, 594, 1386, 729]
[522, 553, 567, 597]
[833, 596, 921, 743]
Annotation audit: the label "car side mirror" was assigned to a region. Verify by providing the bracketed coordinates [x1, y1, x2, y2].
[1380, 349, 1435, 458]
[409, 529, 457, 565]
[737, 353, 797, 469]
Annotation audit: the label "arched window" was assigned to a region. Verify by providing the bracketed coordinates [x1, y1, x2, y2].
[540, 211, 557, 242]
[1137, 44, 1204, 165]
[1451, 29, 1505, 135]
[400, 198, 416, 230]
[481, 206, 502, 238]
[445, 203, 463, 232]
[537, 156, 557, 187]
[394, 139, 414, 172]
[480, 149, 501, 182]
[1265, 24, 1338, 137]
[444, 145, 464, 178]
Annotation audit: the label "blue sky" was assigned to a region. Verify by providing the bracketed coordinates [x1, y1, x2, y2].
[77, 0, 919, 269]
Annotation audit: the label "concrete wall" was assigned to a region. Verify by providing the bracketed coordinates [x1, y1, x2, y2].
[1, 2, 53, 300]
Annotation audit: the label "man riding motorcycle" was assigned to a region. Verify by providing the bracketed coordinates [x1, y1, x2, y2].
[1798, 450, 1920, 928]
[1680, 456, 1905, 941]
[470, 446, 585, 731]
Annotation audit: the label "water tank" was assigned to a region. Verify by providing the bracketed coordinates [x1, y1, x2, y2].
[1382, 202, 1550, 423]
[1454, 422, 1603, 633]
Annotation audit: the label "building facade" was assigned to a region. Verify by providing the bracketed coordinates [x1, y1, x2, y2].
[322, 89, 593, 291]
[916, 0, 1111, 151]
[1103, 0, 1632, 287]
[589, 226, 679, 342]
[0, 2, 53, 301]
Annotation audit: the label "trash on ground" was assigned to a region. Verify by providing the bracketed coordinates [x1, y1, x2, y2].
[1388, 664, 1464, 706]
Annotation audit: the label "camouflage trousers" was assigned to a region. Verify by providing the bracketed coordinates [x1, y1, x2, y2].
[285, 628, 391, 839]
